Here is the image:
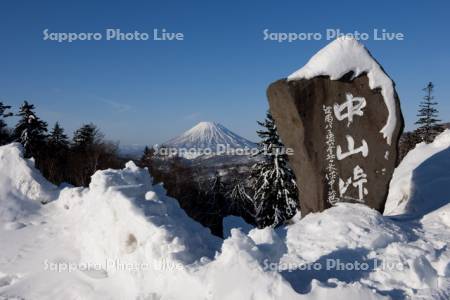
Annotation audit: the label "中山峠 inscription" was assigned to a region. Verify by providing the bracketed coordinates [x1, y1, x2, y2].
[267, 73, 404, 215]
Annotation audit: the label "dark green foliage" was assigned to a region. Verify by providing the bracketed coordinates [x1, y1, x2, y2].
[140, 146, 155, 166]
[73, 123, 103, 149]
[13, 101, 48, 158]
[0, 102, 13, 145]
[44, 122, 70, 184]
[6, 101, 123, 187]
[415, 82, 445, 143]
[68, 123, 120, 186]
[48, 122, 69, 149]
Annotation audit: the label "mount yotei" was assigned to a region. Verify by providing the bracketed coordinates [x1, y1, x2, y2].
[143, 122, 261, 235]
[160, 121, 257, 159]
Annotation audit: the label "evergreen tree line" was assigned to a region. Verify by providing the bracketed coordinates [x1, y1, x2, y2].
[0, 100, 122, 186]
[399, 82, 446, 160]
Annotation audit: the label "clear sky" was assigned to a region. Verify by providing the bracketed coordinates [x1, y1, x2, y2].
[1, 0, 449, 145]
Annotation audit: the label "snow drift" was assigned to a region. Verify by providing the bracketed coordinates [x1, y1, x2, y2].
[385, 129, 450, 216]
[0, 143, 57, 223]
[0, 134, 449, 299]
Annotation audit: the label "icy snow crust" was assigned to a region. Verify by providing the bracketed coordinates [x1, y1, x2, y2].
[1, 139, 450, 299]
[288, 37, 397, 145]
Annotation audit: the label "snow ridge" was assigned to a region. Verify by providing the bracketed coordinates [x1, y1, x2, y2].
[288, 37, 397, 145]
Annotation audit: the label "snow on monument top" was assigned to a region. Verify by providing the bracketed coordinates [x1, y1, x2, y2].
[287, 37, 397, 145]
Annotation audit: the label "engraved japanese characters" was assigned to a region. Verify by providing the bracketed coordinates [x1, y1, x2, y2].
[266, 38, 404, 215]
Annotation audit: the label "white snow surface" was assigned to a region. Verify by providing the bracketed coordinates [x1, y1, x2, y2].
[385, 129, 450, 216]
[162, 121, 256, 159]
[0, 141, 449, 299]
[288, 37, 397, 145]
[0, 143, 57, 222]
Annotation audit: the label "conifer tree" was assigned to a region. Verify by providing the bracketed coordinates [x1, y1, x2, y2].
[48, 122, 69, 149]
[13, 101, 48, 157]
[140, 146, 155, 165]
[0, 102, 13, 145]
[45, 122, 69, 184]
[209, 171, 226, 206]
[70, 123, 104, 186]
[72, 123, 102, 149]
[415, 82, 444, 143]
[228, 181, 255, 217]
[250, 111, 298, 228]
[143, 145, 151, 157]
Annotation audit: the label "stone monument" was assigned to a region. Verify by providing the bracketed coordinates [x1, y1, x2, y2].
[267, 37, 404, 215]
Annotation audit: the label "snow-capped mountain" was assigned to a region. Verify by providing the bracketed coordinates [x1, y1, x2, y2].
[161, 122, 256, 159]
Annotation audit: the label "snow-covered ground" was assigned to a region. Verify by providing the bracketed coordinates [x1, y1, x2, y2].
[0, 130, 450, 299]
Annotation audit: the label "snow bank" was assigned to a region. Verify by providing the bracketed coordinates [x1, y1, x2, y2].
[284, 203, 405, 263]
[0, 143, 56, 223]
[0, 142, 449, 299]
[385, 130, 450, 216]
[287, 37, 397, 145]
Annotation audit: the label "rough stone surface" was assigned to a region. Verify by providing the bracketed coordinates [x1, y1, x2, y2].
[267, 73, 404, 215]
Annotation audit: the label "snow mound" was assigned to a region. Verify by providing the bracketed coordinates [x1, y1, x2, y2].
[55, 161, 221, 266]
[287, 37, 397, 145]
[0, 144, 222, 299]
[89, 161, 152, 196]
[0, 143, 57, 222]
[284, 203, 405, 263]
[385, 130, 450, 216]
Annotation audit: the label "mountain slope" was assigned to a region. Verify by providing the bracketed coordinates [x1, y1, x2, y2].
[162, 122, 256, 159]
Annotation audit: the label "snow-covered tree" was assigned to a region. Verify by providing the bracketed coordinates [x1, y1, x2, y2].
[415, 82, 444, 143]
[0, 102, 13, 145]
[228, 181, 255, 217]
[13, 101, 48, 157]
[250, 111, 298, 228]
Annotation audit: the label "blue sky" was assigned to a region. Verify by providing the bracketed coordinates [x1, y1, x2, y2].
[1, 0, 449, 145]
